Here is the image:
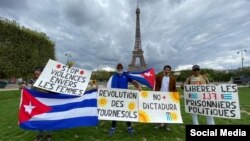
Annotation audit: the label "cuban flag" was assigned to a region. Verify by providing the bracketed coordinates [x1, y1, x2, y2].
[107, 68, 155, 89]
[18, 88, 98, 130]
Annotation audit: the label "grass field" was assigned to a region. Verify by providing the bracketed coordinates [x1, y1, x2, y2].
[0, 87, 249, 141]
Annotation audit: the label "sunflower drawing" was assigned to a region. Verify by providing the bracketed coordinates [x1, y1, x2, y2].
[171, 112, 178, 121]
[98, 97, 108, 107]
[128, 102, 136, 111]
[139, 110, 150, 123]
[141, 91, 149, 98]
[169, 92, 180, 103]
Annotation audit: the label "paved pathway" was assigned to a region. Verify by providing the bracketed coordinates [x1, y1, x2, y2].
[0, 84, 19, 91]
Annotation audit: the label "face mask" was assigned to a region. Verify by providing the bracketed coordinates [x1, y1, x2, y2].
[117, 70, 123, 74]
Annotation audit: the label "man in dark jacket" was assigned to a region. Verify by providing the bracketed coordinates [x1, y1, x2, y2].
[154, 65, 177, 131]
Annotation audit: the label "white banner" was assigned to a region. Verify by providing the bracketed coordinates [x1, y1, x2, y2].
[184, 84, 240, 119]
[97, 88, 139, 122]
[139, 91, 183, 123]
[33, 59, 92, 96]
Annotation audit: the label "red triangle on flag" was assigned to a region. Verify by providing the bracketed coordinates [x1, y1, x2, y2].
[141, 68, 155, 88]
[18, 89, 52, 124]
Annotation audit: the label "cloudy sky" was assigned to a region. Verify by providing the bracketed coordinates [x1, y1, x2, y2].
[1, 0, 250, 72]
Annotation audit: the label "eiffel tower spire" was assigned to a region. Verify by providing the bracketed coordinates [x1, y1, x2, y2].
[128, 5, 147, 72]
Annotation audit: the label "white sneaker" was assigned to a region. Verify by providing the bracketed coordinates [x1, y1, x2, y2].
[154, 123, 164, 129]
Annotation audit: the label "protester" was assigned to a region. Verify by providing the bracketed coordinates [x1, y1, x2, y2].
[108, 63, 141, 135]
[154, 65, 177, 131]
[19, 81, 27, 90]
[185, 65, 215, 125]
[23, 68, 52, 141]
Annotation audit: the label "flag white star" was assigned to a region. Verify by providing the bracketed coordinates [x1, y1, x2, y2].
[144, 72, 152, 77]
[24, 102, 36, 114]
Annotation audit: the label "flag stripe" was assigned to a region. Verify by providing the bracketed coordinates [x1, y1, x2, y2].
[49, 99, 97, 112]
[20, 116, 98, 130]
[126, 74, 152, 89]
[30, 107, 97, 121]
[107, 75, 113, 88]
[128, 74, 143, 78]
[36, 94, 97, 106]
[107, 68, 155, 89]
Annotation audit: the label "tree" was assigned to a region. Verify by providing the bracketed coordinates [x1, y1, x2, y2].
[0, 17, 55, 80]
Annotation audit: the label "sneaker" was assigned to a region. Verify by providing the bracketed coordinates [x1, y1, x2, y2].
[154, 126, 160, 129]
[109, 128, 116, 135]
[127, 127, 135, 135]
[46, 135, 52, 141]
[34, 135, 43, 141]
[154, 123, 164, 129]
[165, 127, 171, 131]
[164, 125, 171, 131]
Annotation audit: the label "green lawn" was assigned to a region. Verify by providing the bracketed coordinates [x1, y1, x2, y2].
[0, 87, 249, 141]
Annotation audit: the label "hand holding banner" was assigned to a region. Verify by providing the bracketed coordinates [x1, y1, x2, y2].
[33, 59, 92, 96]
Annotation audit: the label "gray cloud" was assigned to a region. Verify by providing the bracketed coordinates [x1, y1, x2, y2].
[0, 0, 28, 9]
[0, 0, 249, 73]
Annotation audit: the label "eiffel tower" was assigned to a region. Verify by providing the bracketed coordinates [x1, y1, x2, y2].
[128, 5, 147, 72]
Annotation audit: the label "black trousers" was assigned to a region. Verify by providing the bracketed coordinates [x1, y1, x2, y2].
[111, 121, 131, 128]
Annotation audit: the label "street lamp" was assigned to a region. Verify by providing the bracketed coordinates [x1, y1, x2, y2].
[65, 53, 72, 64]
[237, 49, 247, 71]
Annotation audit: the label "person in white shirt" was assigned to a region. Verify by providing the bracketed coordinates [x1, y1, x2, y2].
[154, 65, 177, 131]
